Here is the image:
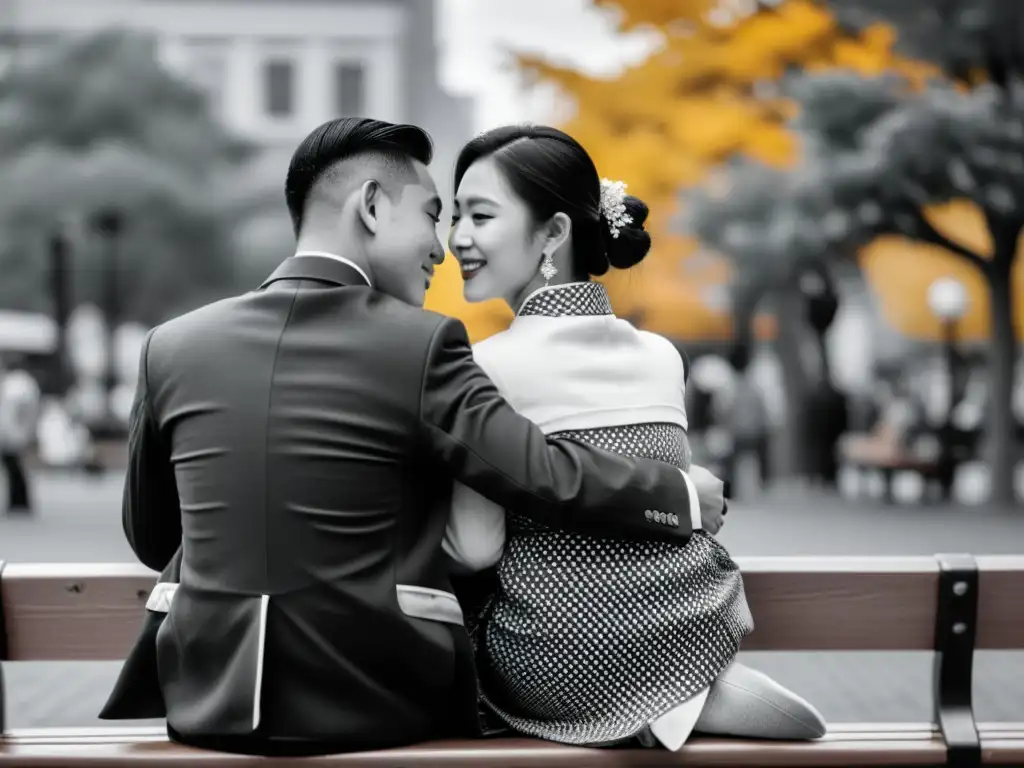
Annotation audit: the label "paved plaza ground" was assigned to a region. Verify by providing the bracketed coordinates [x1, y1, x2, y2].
[2, 469, 1022, 729]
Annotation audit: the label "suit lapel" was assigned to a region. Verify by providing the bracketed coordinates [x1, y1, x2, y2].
[260, 255, 370, 290]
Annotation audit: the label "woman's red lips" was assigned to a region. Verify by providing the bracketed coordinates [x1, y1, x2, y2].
[460, 261, 485, 280]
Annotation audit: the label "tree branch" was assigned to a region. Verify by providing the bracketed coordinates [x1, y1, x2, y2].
[907, 207, 989, 269]
[981, 207, 1024, 268]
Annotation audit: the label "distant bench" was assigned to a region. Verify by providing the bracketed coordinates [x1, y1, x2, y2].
[1, 556, 1022, 766]
[839, 420, 983, 504]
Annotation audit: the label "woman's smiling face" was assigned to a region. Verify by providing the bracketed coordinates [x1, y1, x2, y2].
[449, 156, 545, 306]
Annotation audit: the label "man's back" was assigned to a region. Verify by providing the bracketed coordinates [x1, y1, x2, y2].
[137, 267, 478, 752]
[148, 283, 443, 591]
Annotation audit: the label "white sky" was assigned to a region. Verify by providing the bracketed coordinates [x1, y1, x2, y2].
[436, 0, 662, 131]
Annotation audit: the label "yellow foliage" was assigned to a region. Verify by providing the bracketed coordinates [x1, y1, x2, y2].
[593, 0, 718, 35]
[525, 1, 931, 212]
[717, 2, 835, 77]
[922, 200, 993, 259]
[515, 0, 932, 336]
[599, 233, 737, 340]
[431, 0, 947, 343]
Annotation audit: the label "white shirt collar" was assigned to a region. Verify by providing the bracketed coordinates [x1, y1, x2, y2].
[294, 250, 372, 287]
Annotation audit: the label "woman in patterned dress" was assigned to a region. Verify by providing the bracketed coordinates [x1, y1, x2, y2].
[443, 125, 826, 750]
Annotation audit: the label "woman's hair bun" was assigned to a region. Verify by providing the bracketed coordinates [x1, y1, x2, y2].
[601, 195, 651, 270]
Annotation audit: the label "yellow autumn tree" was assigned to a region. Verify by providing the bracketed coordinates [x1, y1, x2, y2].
[517, 0, 933, 339]
[426, 0, 934, 343]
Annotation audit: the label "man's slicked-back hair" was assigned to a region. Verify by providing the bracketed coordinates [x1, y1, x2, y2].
[285, 117, 433, 234]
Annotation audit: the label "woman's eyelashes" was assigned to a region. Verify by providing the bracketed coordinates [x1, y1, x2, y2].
[451, 213, 492, 226]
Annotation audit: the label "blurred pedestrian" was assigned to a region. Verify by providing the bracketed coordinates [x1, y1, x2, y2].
[0, 355, 42, 513]
[688, 354, 736, 480]
[723, 344, 770, 495]
[805, 380, 848, 489]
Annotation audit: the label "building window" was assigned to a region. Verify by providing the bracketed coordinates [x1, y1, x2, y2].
[334, 62, 365, 117]
[263, 58, 295, 117]
[183, 39, 228, 117]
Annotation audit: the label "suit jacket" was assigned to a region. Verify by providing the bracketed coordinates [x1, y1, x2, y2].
[101, 254, 699, 755]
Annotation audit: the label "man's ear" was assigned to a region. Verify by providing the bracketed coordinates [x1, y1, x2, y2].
[544, 212, 572, 254]
[356, 179, 383, 235]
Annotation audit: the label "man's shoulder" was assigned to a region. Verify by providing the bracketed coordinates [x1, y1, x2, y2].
[150, 292, 460, 371]
[148, 296, 240, 349]
[364, 295, 460, 349]
[370, 294, 449, 330]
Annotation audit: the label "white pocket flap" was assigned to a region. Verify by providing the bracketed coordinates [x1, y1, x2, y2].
[146, 582, 177, 613]
[395, 584, 464, 626]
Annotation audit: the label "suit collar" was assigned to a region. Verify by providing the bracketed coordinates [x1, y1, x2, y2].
[260, 254, 372, 290]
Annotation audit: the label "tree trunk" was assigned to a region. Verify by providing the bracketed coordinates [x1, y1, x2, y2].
[772, 286, 811, 479]
[815, 331, 832, 387]
[985, 245, 1018, 507]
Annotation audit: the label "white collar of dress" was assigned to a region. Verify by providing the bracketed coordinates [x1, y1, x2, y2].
[516, 281, 613, 318]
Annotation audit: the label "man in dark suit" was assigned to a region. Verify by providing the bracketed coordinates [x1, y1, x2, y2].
[105, 118, 707, 756]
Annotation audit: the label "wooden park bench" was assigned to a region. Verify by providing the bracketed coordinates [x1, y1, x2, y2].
[1, 556, 1022, 766]
[839, 416, 982, 504]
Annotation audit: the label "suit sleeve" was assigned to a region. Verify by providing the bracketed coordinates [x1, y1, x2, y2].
[676, 347, 706, 533]
[122, 329, 182, 572]
[418, 318, 700, 544]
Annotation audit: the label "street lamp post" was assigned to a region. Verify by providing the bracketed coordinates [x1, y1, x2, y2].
[798, 260, 844, 488]
[48, 228, 72, 395]
[92, 209, 123, 440]
[800, 263, 839, 358]
[927, 276, 969, 499]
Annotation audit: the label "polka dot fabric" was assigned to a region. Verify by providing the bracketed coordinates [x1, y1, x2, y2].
[511, 424, 692, 536]
[475, 423, 753, 746]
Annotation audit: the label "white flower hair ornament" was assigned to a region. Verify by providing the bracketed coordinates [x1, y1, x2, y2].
[599, 178, 634, 239]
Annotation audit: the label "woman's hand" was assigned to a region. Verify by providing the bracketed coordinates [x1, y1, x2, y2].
[689, 464, 726, 534]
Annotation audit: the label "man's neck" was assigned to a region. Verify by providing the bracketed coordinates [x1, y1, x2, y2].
[293, 237, 372, 286]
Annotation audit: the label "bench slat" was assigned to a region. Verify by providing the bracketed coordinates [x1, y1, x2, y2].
[7, 726, 1022, 766]
[5, 724, 1021, 766]
[0, 725, 956, 767]
[0, 722, 948, 743]
[1, 565, 157, 662]
[738, 558, 938, 651]
[976, 556, 1024, 650]
[2, 557, 1021, 661]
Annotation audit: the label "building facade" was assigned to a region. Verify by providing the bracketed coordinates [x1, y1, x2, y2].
[0, 0, 473, 200]
[0, 0, 476, 366]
